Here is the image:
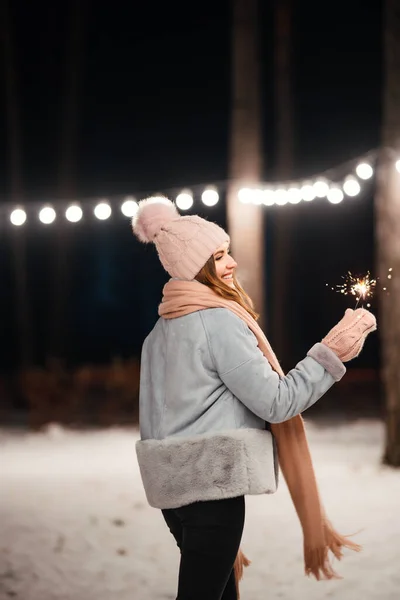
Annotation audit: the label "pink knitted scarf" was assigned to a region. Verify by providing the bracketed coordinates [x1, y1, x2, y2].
[159, 278, 360, 581]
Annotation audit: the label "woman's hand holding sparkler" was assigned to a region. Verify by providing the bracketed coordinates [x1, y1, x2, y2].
[322, 308, 377, 362]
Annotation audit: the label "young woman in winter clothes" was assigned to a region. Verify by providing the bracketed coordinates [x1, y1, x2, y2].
[132, 197, 376, 600]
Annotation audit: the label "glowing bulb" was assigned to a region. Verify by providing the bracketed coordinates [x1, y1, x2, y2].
[274, 189, 288, 206]
[238, 188, 253, 203]
[65, 205, 83, 222]
[288, 187, 302, 204]
[10, 208, 27, 226]
[396, 160, 400, 173]
[343, 177, 361, 197]
[301, 184, 316, 201]
[39, 206, 56, 224]
[313, 180, 329, 198]
[252, 189, 264, 205]
[356, 162, 373, 180]
[201, 188, 219, 206]
[121, 197, 139, 217]
[262, 189, 275, 206]
[94, 201, 112, 220]
[176, 191, 193, 210]
[327, 186, 344, 204]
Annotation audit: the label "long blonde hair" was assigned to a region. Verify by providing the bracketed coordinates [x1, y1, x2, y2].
[195, 255, 259, 320]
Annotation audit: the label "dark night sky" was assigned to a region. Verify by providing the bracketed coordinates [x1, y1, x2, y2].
[0, 0, 383, 372]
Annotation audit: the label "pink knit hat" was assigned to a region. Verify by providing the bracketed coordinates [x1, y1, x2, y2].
[132, 197, 229, 280]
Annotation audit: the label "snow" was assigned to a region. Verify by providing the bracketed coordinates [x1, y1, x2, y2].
[1, 420, 400, 600]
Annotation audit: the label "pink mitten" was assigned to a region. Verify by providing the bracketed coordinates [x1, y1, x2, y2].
[322, 308, 377, 362]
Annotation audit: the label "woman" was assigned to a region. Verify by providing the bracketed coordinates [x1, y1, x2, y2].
[132, 197, 376, 600]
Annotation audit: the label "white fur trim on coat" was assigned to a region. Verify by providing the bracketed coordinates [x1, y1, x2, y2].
[136, 428, 279, 509]
[307, 342, 346, 382]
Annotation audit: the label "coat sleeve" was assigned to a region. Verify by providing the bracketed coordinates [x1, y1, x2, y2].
[200, 309, 346, 424]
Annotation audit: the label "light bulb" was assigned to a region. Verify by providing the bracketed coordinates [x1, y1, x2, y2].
[275, 189, 288, 206]
[65, 205, 83, 222]
[176, 191, 193, 211]
[39, 206, 56, 224]
[238, 188, 253, 203]
[121, 197, 139, 217]
[313, 180, 329, 198]
[288, 187, 302, 204]
[10, 208, 27, 226]
[94, 202, 112, 220]
[327, 186, 344, 204]
[201, 188, 219, 207]
[356, 163, 373, 180]
[262, 189, 275, 206]
[343, 177, 361, 197]
[301, 184, 316, 202]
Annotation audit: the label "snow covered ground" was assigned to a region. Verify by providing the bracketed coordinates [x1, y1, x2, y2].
[1, 419, 400, 600]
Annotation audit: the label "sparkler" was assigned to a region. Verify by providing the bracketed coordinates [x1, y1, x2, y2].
[327, 268, 393, 308]
[340, 271, 376, 308]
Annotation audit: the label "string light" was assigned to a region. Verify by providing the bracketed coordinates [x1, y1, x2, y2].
[65, 205, 83, 223]
[39, 206, 56, 224]
[253, 189, 264, 205]
[343, 176, 361, 197]
[263, 189, 275, 206]
[313, 179, 330, 198]
[327, 186, 344, 204]
[238, 188, 254, 204]
[275, 189, 288, 206]
[288, 187, 302, 204]
[233, 154, 381, 208]
[176, 190, 193, 211]
[3, 151, 400, 224]
[94, 201, 112, 220]
[10, 208, 27, 226]
[121, 197, 139, 217]
[300, 184, 315, 202]
[201, 187, 219, 207]
[356, 162, 373, 180]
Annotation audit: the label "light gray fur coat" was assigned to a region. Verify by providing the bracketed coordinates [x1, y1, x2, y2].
[136, 308, 345, 509]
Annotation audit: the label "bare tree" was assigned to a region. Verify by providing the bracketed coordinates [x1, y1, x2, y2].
[375, 0, 400, 466]
[1, 0, 33, 367]
[227, 0, 265, 327]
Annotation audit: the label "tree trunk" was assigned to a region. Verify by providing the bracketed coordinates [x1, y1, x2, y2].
[271, 0, 294, 369]
[1, 0, 33, 367]
[227, 0, 265, 327]
[375, 0, 400, 466]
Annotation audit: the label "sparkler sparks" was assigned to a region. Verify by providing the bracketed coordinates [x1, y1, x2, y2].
[326, 268, 393, 308]
[337, 272, 376, 307]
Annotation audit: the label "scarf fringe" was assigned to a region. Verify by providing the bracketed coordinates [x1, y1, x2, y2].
[305, 523, 362, 580]
[234, 547, 251, 599]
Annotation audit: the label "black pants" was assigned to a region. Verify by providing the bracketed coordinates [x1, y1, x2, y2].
[162, 496, 245, 600]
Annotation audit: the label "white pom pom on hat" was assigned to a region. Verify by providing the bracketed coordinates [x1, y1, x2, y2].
[132, 196, 179, 243]
[132, 195, 229, 280]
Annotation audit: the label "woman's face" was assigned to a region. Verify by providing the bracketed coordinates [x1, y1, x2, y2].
[213, 241, 237, 288]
